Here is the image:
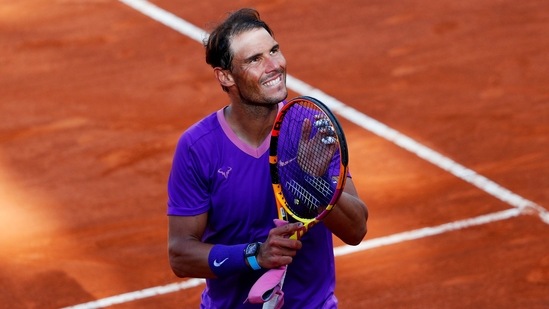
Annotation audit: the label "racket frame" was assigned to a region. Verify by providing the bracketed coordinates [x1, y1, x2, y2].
[269, 96, 349, 239]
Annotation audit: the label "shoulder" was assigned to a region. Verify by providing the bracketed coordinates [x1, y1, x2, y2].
[177, 110, 222, 150]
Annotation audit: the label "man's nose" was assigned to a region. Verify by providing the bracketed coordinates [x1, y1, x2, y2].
[265, 55, 284, 72]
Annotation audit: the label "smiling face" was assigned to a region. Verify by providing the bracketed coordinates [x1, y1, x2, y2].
[226, 28, 288, 106]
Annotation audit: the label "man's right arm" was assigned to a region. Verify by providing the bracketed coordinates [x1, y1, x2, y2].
[168, 213, 305, 279]
[168, 213, 215, 278]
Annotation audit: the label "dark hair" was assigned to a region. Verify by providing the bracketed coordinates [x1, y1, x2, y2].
[204, 8, 274, 70]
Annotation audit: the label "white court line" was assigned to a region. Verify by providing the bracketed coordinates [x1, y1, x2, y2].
[64, 209, 522, 309]
[117, 0, 547, 224]
[286, 76, 548, 224]
[334, 208, 521, 256]
[63, 279, 206, 309]
[62, 1, 548, 308]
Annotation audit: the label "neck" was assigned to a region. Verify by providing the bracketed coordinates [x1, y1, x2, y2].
[224, 103, 279, 148]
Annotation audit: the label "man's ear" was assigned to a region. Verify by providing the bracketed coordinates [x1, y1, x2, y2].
[214, 68, 235, 88]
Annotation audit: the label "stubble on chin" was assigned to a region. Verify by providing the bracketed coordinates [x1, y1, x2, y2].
[241, 89, 288, 107]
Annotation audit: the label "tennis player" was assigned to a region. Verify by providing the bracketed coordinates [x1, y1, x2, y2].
[167, 8, 368, 308]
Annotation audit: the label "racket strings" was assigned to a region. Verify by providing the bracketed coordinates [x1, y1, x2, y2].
[304, 175, 333, 198]
[286, 179, 321, 212]
[276, 102, 341, 219]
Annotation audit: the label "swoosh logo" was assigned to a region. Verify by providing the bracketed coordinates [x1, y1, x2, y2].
[213, 258, 229, 267]
[279, 157, 297, 167]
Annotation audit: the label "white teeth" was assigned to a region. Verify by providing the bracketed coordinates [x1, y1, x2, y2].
[263, 76, 281, 87]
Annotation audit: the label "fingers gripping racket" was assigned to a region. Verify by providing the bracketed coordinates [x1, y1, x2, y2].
[250, 96, 349, 308]
[270, 95, 349, 238]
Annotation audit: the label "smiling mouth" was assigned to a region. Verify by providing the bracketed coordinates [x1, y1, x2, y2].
[263, 75, 283, 87]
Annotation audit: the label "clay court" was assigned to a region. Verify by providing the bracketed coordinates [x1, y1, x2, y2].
[1, 0, 548, 308]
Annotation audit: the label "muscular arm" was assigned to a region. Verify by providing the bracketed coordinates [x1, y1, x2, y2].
[168, 212, 305, 278]
[168, 213, 215, 278]
[322, 177, 368, 245]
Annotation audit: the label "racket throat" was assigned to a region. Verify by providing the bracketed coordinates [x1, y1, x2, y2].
[292, 220, 319, 239]
[279, 207, 288, 221]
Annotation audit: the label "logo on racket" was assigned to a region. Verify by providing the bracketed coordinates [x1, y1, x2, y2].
[279, 157, 297, 167]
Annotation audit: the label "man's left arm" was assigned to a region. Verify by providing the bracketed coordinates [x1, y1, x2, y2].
[322, 177, 368, 245]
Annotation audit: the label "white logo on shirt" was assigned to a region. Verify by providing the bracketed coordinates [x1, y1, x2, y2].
[213, 258, 229, 267]
[217, 167, 232, 179]
[279, 157, 297, 167]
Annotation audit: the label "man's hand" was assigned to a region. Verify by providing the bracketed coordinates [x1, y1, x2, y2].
[297, 116, 337, 177]
[257, 220, 303, 269]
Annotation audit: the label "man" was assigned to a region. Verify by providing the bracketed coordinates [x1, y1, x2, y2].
[167, 8, 368, 308]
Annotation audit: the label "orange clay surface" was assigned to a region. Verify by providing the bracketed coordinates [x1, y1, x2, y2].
[0, 0, 548, 308]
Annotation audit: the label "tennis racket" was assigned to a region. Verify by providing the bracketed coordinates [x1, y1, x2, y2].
[253, 96, 349, 308]
[270, 95, 349, 238]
